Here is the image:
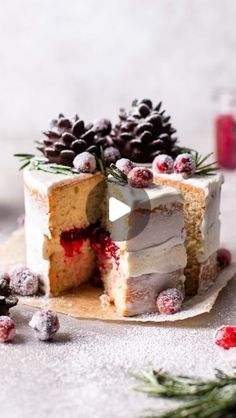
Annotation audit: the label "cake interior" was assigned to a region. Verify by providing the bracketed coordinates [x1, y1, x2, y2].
[24, 169, 187, 316]
[154, 176, 220, 295]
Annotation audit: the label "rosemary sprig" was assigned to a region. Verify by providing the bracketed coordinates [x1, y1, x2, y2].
[133, 368, 236, 418]
[193, 151, 219, 176]
[14, 154, 77, 175]
[107, 163, 127, 184]
[95, 146, 106, 175]
[14, 153, 36, 170]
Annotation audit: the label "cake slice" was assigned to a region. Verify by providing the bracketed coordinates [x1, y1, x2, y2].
[101, 181, 187, 316]
[24, 168, 106, 295]
[154, 172, 224, 295]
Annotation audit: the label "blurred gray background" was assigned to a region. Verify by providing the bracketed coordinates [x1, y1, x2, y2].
[1, 0, 236, 237]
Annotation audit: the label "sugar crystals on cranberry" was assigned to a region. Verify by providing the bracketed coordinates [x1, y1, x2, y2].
[10, 267, 39, 296]
[127, 167, 153, 188]
[173, 153, 196, 175]
[156, 288, 184, 315]
[152, 154, 174, 173]
[0, 316, 16, 342]
[29, 309, 60, 341]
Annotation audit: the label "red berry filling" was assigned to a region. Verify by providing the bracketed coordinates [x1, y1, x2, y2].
[215, 326, 236, 350]
[60, 222, 120, 278]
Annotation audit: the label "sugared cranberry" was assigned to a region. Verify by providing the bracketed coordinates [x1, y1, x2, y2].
[116, 158, 136, 175]
[127, 167, 153, 188]
[156, 288, 184, 315]
[0, 316, 16, 342]
[173, 153, 196, 175]
[215, 326, 236, 350]
[217, 248, 231, 268]
[29, 309, 60, 341]
[73, 151, 96, 173]
[152, 154, 174, 173]
[104, 146, 121, 166]
[10, 267, 39, 296]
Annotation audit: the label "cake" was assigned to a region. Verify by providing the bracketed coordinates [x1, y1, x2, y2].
[16, 99, 224, 317]
[24, 167, 187, 316]
[103, 181, 186, 316]
[24, 169, 106, 295]
[153, 171, 223, 296]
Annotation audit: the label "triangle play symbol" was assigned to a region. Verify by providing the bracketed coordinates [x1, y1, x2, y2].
[109, 197, 131, 222]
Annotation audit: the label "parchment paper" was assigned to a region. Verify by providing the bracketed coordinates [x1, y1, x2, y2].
[0, 228, 235, 323]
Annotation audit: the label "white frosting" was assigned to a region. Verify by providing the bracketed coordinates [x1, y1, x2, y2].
[155, 172, 223, 262]
[24, 167, 99, 196]
[108, 179, 183, 210]
[197, 220, 220, 262]
[108, 180, 185, 252]
[122, 244, 187, 277]
[155, 172, 224, 195]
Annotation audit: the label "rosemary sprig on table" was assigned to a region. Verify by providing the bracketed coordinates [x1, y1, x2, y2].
[194, 151, 219, 176]
[133, 368, 236, 418]
[14, 153, 77, 175]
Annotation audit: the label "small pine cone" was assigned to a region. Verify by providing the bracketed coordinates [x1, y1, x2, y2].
[37, 114, 119, 167]
[113, 99, 180, 163]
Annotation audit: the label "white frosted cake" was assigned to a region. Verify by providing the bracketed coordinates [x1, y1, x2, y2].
[24, 168, 186, 316]
[16, 101, 225, 317]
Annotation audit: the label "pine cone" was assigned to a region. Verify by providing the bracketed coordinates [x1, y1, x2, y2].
[0, 274, 18, 316]
[37, 114, 116, 167]
[112, 99, 181, 163]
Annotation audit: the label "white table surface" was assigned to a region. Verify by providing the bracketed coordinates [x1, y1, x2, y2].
[0, 171, 236, 418]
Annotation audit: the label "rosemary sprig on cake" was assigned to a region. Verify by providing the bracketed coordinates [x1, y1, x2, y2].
[108, 163, 128, 183]
[133, 368, 236, 418]
[194, 151, 219, 176]
[14, 153, 77, 175]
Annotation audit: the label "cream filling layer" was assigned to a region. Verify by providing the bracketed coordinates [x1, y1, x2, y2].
[197, 220, 220, 263]
[121, 244, 187, 277]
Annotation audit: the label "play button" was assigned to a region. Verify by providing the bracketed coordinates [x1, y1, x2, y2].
[109, 197, 131, 222]
[86, 178, 151, 243]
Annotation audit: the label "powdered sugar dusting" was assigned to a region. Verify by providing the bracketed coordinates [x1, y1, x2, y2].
[0, 275, 235, 418]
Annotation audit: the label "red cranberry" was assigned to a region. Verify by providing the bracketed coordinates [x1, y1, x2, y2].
[127, 167, 153, 188]
[29, 309, 60, 341]
[0, 316, 16, 342]
[173, 153, 196, 175]
[217, 248, 231, 268]
[156, 288, 184, 315]
[152, 154, 174, 173]
[116, 158, 136, 175]
[73, 151, 96, 173]
[215, 326, 236, 350]
[10, 267, 39, 296]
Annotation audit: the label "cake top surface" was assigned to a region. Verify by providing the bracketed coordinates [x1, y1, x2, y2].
[23, 167, 103, 195]
[24, 167, 183, 207]
[155, 172, 224, 194]
[108, 179, 183, 210]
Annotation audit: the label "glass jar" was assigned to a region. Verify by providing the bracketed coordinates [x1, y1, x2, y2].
[215, 89, 236, 169]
